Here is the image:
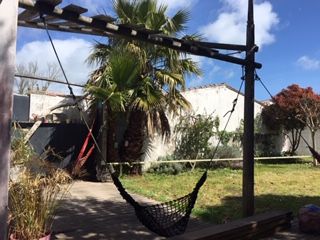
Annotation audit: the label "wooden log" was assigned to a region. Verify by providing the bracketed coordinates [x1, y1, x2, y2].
[172, 211, 292, 240]
[0, 0, 18, 238]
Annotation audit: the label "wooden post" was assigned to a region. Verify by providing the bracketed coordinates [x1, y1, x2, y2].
[0, 0, 18, 238]
[243, 0, 256, 217]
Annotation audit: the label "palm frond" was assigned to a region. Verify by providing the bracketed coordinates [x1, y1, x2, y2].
[86, 42, 112, 66]
[162, 9, 190, 35]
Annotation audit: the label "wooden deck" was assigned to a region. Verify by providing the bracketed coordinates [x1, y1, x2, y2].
[52, 181, 320, 240]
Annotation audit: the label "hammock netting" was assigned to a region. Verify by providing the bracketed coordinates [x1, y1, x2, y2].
[111, 171, 207, 237]
[308, 146, 320, 164]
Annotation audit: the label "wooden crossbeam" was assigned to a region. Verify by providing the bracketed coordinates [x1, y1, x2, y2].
[18, 0, 262, 68]
[172, 211, 293, 240]
[192, 41, 248, 51]
[91, 14, 115, 23]
[18, 9, 39, 21]
[18, 21, 106, 36]
[63, 4, 87, 14]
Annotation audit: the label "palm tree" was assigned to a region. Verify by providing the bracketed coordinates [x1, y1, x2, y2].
[86, 0, 201, 167]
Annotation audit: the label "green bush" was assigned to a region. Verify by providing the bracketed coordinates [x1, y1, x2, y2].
[174, 113, 215, 160]
[213, 145, 242, 159]
[254, 133, 280, 157]
[147, 162, 185, 175]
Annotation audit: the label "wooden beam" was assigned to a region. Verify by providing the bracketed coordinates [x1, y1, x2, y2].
[63, 4, 87, 15]
[243, 0, 256, 217]
[172, 211, 292, 240]
[17, 0, 262, 68]
[18, 20, 106, 36]
[91, 14, 115, 23]
[192, 41, 248, 51]
[18, 9, 39, 21]
[0, 0, 18, 238]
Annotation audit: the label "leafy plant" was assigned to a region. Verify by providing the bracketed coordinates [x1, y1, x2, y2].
[147, 162, 185, 175]
[214, 145, 242, 159]
[11, 128, 33, 166]
[174, 113, 215, 160]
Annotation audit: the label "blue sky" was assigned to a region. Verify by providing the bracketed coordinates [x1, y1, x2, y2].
[16, 0, 320, 100]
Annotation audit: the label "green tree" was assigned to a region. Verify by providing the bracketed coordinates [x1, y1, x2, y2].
[86, 0, 201, 164]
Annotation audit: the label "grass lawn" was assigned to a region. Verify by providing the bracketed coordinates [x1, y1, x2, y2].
[121, 162, 320, 223]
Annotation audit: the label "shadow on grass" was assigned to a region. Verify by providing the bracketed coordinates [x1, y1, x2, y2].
[52, 197, 164, 240]
[196, 194, 320, 224]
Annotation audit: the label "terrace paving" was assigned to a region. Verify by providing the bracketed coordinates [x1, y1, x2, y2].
[53, 181, 319, 240]
[52, 180, 209, 240]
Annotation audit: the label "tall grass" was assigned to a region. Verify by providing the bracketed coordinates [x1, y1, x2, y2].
[9, 169, 70, 239]
[9, 126, 71, 239]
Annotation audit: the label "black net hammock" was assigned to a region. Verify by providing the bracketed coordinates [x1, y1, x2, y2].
[41, 13, 243, 238]
[111, 171, 207, 237]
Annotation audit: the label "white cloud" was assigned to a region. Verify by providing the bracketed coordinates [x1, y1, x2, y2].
[297, 56, 320, 70]
[199, 0, 279, 48]
[158, 0, 198, 12]
[16, 38, 94, 94]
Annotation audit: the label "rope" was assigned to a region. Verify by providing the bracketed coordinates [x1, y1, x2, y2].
[255, 70, 274, 100]
[207, 67, 245, 168]
[40, 14, 114, 173]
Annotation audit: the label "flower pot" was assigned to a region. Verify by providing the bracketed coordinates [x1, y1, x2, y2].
[10, 232, 51, 240]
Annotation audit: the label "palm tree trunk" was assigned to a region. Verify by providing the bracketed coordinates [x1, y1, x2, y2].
[106, 106, 120, 163]
[120, 110, 146, 174]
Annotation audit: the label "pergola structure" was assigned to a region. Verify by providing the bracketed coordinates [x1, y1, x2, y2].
[0, 0, 260, 238]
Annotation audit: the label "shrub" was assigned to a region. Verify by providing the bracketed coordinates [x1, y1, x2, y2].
[213, 145, 242, 159]
[174, 113, 215, 160]
[147, 162, 185, 175]
[254, 133, 280, 157]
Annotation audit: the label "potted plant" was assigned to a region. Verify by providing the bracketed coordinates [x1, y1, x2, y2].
[8, 128, 71, 240]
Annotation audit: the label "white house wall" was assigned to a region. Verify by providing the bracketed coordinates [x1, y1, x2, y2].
[182, 84, 263, 131]
[29, 93, 88, 123]
[143, 84, 264, 164]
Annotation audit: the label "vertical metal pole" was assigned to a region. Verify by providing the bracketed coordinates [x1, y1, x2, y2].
[0, 0, 18, 238]
[243, 0, 255, 217]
